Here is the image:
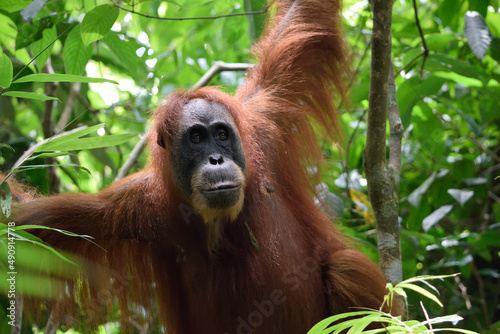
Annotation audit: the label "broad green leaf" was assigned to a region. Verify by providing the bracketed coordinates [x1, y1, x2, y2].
[63, 25, 92, 75]
[2, 91, 59, 101]
[396, 76, 420, 128]
[15, 14, 53, 50]
[447, 189, 474, 207]
[39, 133, 137, 152]
[223, 16, 245, 44]
[102, 32, 140, 77]
[244, 0, 267, 41]
[422, 204, 454, 231]
[30, 25, 57, 71]
[0, 14, 17, 55]
[436, 0, 465, 30]
[464, 11, 491, 61]
[0, 52, 13, 88]
[491, 37, 500, 62]
[412, 103, 445, 158]
[0, 0, 31, 12]
[408, 171, 437, 207]
[455, 108, 481, 135]
[11, 232, 80, 266]
[426, 53, 480, 79]
[0, 144, 14, 151]
[486, 12, 500, 36]
[425, 33, 457, 52]
[418, 75, 447, 96]
[441, 254, 474, 267]
[81, 4, 119, 46]
[35, 124, 105, 152]
[468, 0, 489, 17]
[13, 73, 117, 84]
[20, 0, 46, 22]
[434, 71, 483, 88]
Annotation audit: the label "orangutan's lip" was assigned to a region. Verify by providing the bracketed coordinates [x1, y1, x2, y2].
[204, 183, 240, 193]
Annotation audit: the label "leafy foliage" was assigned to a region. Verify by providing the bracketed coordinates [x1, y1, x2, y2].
[0, 0, 499, 332]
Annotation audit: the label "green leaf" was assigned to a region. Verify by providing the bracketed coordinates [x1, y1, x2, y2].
[0, 144, 14, 151]
[15, 15, 55, 50]
[223, 16, 245, 44]
[422, 204, 454, 231]
[426, 53, 480, 79]
[0, 52, 13, 88]
[455, 108, 481, 135]
[63, 25, 92, 75]
[39, 133, 137, 152]
[418, 75, 447, 96]
[30, 25, 57, 71]
[397, 282, 443, 307]
[0, 0, 31, 12]
[434, 71, 483, 88]
[468, 0, 489, 17]
[486, 12, 500, 36]
[13, 73, 118, 84]
[425, 33, 457, 52]
[20, 0, 47, 22]
[15, 234, 80, 266]
[34, 124, 105, 152]
[396, 76, 420, 128]
[2, 91, 59, 101]
[26, 152, 75, 160]
[14, 164, 91, 174]
[81, 4, 119, 46]
[447, 189, 474, 207]
[408, 171, 437, 207]
[464, 11, 491, 61]
[244, 0, 267, 41]
[102, 32, 140, 77]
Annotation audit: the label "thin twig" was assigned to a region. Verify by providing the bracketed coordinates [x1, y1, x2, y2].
[114, 134, 148, 182]
[42, 59, 61, 193]
[116, 4, 269, 21]
[413, 0, 429, 76]
[394, 51, 424, 78]
[55, 82, 81, 132]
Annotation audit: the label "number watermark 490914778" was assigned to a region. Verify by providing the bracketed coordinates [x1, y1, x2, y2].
[6, 221, 17, 326]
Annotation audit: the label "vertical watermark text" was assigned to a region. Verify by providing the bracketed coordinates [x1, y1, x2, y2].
[6, 221, 17, 326]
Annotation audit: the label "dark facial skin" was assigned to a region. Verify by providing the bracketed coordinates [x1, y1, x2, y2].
[170, 99, 246, 211]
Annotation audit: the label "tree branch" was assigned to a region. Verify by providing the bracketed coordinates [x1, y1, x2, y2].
[190, 61, 253, 91]
[42, 59, 61, 193]
[55, 82, 81, 133]
[114, 134, 148, 182]
[364, 0, 403, 286]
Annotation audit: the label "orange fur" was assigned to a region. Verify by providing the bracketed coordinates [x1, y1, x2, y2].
[4, 0, 395, 333]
